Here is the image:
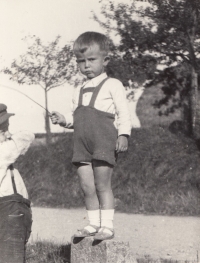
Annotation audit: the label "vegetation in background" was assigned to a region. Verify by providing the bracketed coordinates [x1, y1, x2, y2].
[3, 36, 77, 144]
[94, 0, 200, 138]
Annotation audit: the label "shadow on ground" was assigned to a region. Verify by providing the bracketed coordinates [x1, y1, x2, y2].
[47, 244, 71, 263]
[26, 242, 71, 263]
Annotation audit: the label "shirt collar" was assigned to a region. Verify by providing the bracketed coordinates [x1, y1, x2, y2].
[84, 73, 108, 87]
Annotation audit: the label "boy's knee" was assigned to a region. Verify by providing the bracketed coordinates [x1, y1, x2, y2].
[81, 182, 96, 196]
[95, 182, 112, 193]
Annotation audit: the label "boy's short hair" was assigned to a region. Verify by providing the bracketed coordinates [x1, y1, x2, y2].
[73, 32, 110, 55]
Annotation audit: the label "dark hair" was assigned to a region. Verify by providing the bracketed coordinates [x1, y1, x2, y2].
[73, 32, 110, 55]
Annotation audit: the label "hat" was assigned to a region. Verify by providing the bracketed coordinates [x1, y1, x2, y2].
[0, 104, 15, 125]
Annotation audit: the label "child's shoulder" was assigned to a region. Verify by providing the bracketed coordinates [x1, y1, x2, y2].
[105, 77, 125, 90]
[107, 77, 123, 84]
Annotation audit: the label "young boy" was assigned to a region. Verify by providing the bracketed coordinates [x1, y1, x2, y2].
[50, 32, 131, 240]
[0, 103, 34, 262]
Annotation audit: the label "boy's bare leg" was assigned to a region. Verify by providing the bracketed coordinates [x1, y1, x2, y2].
[75, 163, 101, 236]
[93, 160, 114, 210]
[77, 163, 99, 210]
[93, 160, 115, 238]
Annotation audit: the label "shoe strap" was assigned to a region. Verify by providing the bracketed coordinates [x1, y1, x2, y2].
[99, 226, 114, 234]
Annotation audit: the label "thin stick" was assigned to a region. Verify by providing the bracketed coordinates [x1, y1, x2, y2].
[0, 84, 51, 115]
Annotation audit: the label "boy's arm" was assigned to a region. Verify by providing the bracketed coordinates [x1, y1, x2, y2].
[115, 134, 129, 153]
[110, 79, 132, 137]
[50, 111, 66, 126]
[63, 88, 79, 129]
[109, 79, 131, 153]
[51, 87, 80, 129]
[50, 111, 74, 129]
[0, 131, 35, 169]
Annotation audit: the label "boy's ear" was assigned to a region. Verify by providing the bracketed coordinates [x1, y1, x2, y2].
[103, 56, 110, 66]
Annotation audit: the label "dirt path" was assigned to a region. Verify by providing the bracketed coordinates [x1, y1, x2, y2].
[30, 207, 200, 261]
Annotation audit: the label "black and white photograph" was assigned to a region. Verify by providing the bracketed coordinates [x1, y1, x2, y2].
[0, 0, 200, 262]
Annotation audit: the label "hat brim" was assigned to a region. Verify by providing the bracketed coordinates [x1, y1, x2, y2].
[0, 113, 15, 125]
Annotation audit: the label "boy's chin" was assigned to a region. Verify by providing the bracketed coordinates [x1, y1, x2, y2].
[85, 73, 95, 79]
[85, 72, 102, 79]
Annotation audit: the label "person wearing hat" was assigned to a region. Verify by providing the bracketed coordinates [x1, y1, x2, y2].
[0, 103, 35, 263]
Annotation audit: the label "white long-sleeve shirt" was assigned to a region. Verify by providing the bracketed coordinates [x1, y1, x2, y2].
[65, 73, 132, 136]
[0, 131, 35, 198]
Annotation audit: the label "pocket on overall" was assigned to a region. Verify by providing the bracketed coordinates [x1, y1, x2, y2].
[7, 214, 25, 241]
[0, 195, 32, 243]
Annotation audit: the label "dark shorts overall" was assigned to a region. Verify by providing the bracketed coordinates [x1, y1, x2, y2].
[0, 166, 32, 263]
[72, 78, 118, 166]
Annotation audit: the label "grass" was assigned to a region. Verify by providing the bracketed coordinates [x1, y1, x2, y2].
[26, 241, 71, 263]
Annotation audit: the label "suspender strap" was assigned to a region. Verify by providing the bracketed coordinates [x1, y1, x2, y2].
[78, 77, 110, 107]
[89, 77, 109, 107]
[9, 165, 17, 194]
[82, 87, 95, 95]
[78, 87, 96, 106]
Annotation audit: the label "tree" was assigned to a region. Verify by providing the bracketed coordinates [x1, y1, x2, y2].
[4, 36, 77, 144]
[106, 45, 157, 89]
[94, 2, 158, 90]
[94, 0, 200, 137]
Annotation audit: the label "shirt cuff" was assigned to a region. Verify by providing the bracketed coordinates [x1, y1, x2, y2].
[118, 128, 131, 137]
[63, 113, 74, 129]
[64, 123, 74, 129]
[118, 134, 129, 138]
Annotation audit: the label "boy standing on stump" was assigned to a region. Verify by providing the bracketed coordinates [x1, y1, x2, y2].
[50, 32, 131, 240]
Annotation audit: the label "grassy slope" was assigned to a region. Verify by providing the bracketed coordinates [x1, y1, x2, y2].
[16, 86, 200, 216]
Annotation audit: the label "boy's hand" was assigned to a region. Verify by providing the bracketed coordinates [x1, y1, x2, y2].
[115, 135, 128, 153]
[50, 111, 66, 127]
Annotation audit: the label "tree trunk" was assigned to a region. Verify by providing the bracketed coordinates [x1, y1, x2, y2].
[186, 3, 199, 138]
[44, 89, 51, 145]
[189, 67, 199, 138]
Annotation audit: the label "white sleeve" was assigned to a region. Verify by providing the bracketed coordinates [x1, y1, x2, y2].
[0, 131, 35, 169]
[109, 79, 132, 136]
[63, 86, 80, 129]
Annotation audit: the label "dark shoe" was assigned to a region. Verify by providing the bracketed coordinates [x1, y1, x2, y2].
[74, 225, 100, 237]
[93, 227, 114, 240]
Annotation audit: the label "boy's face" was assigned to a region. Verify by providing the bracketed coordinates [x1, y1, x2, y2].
[75, 44, 109, 79]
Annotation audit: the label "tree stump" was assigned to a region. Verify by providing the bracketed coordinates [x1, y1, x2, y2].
[71, 236, 136, 263]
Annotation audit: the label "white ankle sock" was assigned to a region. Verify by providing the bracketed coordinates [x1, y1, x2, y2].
[87, 209, 100, 227]
[101, 209, 114, 229]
